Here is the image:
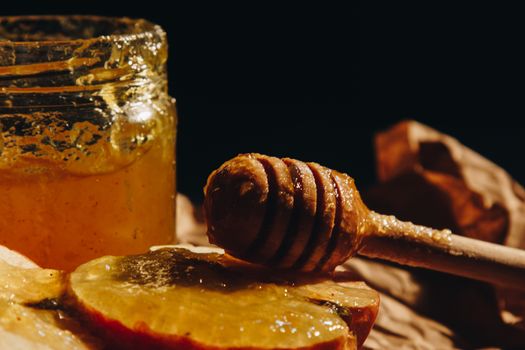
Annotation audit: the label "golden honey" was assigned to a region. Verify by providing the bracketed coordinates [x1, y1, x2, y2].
[0, 16, 176, 270]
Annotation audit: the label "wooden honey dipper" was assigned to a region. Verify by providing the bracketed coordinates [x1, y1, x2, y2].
[204, 153, 525, 290]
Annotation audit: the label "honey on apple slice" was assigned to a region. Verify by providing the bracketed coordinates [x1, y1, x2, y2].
[67, 247, 379, 350]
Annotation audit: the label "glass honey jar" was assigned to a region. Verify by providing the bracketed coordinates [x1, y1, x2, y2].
[0, 16, 176, 270]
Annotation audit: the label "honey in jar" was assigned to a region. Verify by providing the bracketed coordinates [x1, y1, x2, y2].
[0, 16, 176, 270]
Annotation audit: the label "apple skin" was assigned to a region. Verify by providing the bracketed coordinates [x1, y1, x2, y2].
[68, 294, 357, 350]
[346, 305, 379, 349]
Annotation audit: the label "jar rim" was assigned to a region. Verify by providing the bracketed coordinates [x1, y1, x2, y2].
[0, 15, 168, 105]
[0, 15, 164, 46]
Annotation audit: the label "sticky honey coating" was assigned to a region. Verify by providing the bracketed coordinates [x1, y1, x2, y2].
[367, 211, 452, 246]
[204, 154, 371, 272]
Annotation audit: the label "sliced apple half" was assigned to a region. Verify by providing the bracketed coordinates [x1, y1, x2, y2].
[0, 259, 64, 305]
[68, 247, 379, 349]
[0, 248, 96, 350]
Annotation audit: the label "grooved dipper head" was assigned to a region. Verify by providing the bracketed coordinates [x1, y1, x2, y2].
[204, 153, 370, 272]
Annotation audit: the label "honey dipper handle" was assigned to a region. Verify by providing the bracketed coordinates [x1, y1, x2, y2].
[358, 232, 525, 290]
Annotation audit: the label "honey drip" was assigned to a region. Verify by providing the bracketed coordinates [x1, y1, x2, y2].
[367, 211, 453, 247]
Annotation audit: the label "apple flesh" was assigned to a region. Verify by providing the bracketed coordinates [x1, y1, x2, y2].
[68, 247, 379, 349]
[0, 248, 95, 350]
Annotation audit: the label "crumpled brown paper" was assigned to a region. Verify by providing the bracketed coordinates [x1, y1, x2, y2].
[371, 120, 525, 249]
[365, 120, 525, 348]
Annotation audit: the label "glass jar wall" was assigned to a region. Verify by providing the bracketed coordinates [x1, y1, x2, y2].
[0, 16, 176, 270]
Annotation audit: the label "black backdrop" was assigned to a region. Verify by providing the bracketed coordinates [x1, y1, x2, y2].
[3, 3, 524, 201]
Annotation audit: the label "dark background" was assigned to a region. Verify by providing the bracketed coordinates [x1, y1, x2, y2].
[3, 3, 525, 201]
